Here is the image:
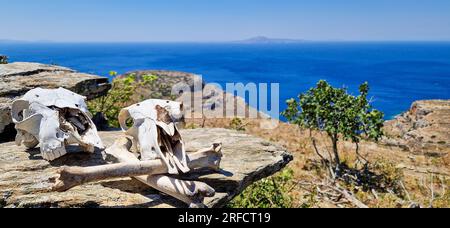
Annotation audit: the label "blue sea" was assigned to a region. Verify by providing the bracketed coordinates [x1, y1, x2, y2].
[1, 42, 450, 119]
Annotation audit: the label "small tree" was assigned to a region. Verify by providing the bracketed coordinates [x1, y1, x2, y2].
[0, 55, 8, 64]
[282, 80, 384, 176]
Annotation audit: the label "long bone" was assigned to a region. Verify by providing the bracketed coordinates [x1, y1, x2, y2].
[59, 137, 217, 208]
[52, 137, 222, 192]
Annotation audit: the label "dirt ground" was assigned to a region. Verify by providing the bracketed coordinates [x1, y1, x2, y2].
[185, 117, 449, 208]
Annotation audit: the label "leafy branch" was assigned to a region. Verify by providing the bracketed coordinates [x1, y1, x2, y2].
[88, 71, 159, 128]
[282, 80, 384, 176]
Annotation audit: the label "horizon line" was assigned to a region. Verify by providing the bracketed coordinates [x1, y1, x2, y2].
[2, 39, 450, 44]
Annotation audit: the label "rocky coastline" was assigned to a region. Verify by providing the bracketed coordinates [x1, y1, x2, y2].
[0, 62, 448, 208]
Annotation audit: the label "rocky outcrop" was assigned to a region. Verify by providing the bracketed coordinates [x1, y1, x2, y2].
[0, 128, 293, 208]
[117, 70, 204, 98]
[0, 62, 111, 137]
[118, 70, 266, 120]
[383, 100, 450, 154]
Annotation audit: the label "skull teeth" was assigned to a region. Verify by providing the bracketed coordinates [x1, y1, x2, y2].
[41, 149, 68, 161]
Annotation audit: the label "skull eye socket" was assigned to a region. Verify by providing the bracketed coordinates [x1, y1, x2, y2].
[125, 118, 134, 128]
[180, 103, 184, 111]
[18, 110, 24, 121]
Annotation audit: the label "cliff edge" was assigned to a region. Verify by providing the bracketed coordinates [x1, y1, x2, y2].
[383, 100, 450, 154]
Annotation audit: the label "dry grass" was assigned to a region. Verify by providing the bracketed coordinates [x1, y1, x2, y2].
[185, 117, 450, 208]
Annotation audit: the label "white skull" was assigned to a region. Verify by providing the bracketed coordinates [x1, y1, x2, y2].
[118, 99, 189, 175]
[11, 88, 104, 161]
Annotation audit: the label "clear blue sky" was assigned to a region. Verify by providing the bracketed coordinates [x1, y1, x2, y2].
[1, 0, 450, 42]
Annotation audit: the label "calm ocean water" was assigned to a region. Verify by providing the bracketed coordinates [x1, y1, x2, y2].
[1, 42, 449, 119]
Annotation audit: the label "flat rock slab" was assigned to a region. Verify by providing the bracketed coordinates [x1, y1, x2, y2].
[0, 128, 293, 208]
[0, 62, 111, 134]
[0, 62, 110, 99]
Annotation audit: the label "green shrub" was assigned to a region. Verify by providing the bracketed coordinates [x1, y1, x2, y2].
[0, 55, 8, 64]
[88, 72, 158, 128]
[229, 118, 246, 131]
[331, 158, 405, 198]
[369, 159, 404, 194]
[184, 123, 199, 129]
[432, 178, 450, 208]
[228, 168, 294, 208]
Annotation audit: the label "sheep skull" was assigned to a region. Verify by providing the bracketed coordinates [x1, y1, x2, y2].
[118, 99, 189, 175]
[11, 88, 104, 161]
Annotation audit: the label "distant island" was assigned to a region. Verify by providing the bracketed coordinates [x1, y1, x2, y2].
[234, 36, 306, 44]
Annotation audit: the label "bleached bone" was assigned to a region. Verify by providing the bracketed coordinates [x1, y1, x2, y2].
[11, 88, 104, 161]
[107, 138, 216, 208]
[118, 99, 189, 175]
[78, 137, 216, 208]
[52, 137, 222, 192]
[145, 175, 216, 208]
